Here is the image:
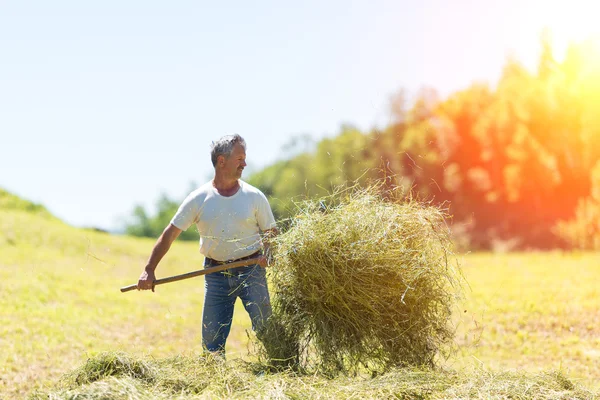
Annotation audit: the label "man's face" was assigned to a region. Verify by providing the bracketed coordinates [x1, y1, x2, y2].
[220, 143, 246, 179]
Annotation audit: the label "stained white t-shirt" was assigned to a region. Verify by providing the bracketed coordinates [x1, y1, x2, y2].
[170, 180, 276, 261]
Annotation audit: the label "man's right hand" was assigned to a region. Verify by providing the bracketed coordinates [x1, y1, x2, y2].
[136, 224, 182, 292]
[137, 268, 156, 292]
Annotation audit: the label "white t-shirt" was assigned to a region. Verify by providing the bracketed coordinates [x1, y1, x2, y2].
[170, 180, 276, 261]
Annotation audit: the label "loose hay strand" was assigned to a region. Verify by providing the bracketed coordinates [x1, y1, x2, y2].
[259, 186, 465, 374]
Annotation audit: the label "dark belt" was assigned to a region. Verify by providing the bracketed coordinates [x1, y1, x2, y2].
[204, 251, 261, 267]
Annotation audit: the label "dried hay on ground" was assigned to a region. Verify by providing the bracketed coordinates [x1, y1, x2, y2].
[31, 352, 595, 399]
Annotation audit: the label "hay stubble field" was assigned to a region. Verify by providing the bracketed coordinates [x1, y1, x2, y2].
[1, 208, 599, 398]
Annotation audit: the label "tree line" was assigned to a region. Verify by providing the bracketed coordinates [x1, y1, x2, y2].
[125, 39, 600, 250]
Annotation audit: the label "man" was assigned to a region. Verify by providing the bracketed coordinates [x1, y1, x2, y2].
[137, 134, 277, 356]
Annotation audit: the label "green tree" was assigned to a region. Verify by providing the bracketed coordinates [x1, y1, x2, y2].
[554, 161, 600, 249]
[125, 192, 199, 241]
[428, 38, 600, 248]
[223, 39, 600, 250]
[249, 128, 380, 221]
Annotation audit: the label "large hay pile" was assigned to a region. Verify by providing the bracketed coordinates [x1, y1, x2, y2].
[260, 188, 464, 374]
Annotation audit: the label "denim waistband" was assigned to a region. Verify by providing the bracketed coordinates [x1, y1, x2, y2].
[204, 251, 260, 267]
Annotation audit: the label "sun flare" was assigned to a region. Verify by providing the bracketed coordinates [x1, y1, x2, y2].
[541, 0, 600, 58]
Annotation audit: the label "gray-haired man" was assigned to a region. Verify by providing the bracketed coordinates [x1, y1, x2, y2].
[137, 134, 276, 355]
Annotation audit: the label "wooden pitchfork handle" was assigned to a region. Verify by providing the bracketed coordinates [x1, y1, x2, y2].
[120, 257, 262, 293]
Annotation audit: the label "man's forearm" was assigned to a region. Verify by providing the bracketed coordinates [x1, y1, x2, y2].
[145, 224, 182, 271]
[145, 236, 172, 271]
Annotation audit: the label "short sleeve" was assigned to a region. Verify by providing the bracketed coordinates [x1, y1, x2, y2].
[255, 191, 277, 231]
[170, 192, 200, 231]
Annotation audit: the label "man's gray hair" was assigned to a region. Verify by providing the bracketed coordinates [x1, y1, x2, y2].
[210, 134, 247, 167]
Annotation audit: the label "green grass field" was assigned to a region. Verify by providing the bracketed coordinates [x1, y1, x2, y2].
[1, 208, 599, 398]
[452, 252, 600, 390]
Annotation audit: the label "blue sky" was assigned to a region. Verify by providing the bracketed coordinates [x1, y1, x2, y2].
[1, 0, 597, 231]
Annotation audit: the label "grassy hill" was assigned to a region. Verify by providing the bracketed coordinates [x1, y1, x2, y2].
[1, 190, 599, 398]
[1, 192, 254, 398]
[0, 188, 55, 218]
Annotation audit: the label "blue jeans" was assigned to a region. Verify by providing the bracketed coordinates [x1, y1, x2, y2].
[202, 261, 272, 354]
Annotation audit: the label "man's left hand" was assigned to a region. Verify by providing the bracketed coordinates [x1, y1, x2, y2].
[257, 255, 270, 268]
